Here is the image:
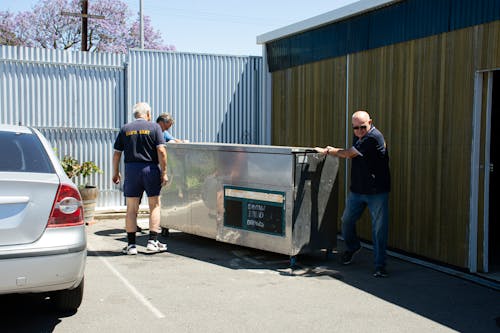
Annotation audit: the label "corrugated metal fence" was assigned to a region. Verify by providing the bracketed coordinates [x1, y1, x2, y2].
[0, 46, 263, 207]
[128, 50, 262, 144]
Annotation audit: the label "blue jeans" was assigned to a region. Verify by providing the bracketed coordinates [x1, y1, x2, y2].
[341, 192, 389, 269]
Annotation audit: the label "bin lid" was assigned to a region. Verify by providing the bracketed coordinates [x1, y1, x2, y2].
[167, 142, 316, 155]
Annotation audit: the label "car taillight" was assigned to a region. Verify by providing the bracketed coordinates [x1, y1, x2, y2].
[47, 183, 84, 228]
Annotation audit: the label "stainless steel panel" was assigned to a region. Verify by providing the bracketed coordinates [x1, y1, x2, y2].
[161, 143, 293, 238]
[291, 153, 339, 254]
[160, 143, 338, 256]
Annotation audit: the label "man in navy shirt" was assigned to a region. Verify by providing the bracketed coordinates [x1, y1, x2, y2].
[316, 110, 390, 277]
[112, 102, 168, 255]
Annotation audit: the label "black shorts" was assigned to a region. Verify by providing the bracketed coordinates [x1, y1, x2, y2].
[124, 163, 161, 198]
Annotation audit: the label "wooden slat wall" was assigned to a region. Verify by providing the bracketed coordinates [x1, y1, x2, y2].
[476, 21, 500, 70]
[349, 30, 475, 267]
[272, 57, 347, 224]
[272, 58, 347, 147]
[271, 21, 500, 269]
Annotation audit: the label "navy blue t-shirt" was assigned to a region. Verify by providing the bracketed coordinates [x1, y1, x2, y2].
[113, 119, 165, 164]
[350, 126, 390, 194]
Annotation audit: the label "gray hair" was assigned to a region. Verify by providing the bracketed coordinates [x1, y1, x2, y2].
[133, 102, 151, 118]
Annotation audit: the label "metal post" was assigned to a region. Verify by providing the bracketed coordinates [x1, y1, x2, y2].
[469, 71, 482, 273]
[345, 54, 350, 200]
[139, 0, 144, 49]
[81, 0, 88, 51]
[61, 0, 104, 52]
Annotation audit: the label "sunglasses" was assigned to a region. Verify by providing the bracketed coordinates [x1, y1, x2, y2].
[352, 125, 367, 130]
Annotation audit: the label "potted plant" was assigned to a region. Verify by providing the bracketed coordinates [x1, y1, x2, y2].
[60, 155, 103, 224]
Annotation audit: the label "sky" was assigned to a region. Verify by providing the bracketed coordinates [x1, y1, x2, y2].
[2, 0, 359, 56]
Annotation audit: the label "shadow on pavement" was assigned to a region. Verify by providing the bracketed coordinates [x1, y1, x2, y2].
[0, 294, 75, 333]
[89, 225, 500, 332]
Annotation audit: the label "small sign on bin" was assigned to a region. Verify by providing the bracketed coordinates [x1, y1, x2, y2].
[223, 186, 285, 236]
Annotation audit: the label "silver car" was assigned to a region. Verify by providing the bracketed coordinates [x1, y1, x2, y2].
[0, 124, 86, 311]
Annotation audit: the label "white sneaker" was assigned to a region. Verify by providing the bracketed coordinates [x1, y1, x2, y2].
[146, 240, 167, 253]
[122, 244, 138, 255]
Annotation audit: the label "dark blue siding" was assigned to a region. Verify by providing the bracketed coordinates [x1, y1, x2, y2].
[347, 15, 371, 54]
[369, 1, 407, 49]
[450, 0, 500, 30]
[267, 0, 500, 72]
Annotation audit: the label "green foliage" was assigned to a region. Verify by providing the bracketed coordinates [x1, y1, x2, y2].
[60, 156, 79, 179]
[60, 155, 103, 185]
[79, 161, 103, 178]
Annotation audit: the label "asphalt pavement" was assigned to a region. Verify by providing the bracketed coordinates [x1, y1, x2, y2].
[2, 218, 499, 333]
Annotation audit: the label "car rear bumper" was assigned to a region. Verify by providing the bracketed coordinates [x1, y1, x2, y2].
[0, 226, 87, 294]
[0, 250, 86, 294]
[0, 225, 86, 259]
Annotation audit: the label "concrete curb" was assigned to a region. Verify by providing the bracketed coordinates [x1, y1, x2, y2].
[94, 205, 150, 220]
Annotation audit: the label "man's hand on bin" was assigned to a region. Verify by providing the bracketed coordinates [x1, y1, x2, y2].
[314, 146, 335, 156]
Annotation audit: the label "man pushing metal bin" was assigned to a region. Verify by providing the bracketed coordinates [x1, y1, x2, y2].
[160, 143, 339, 264]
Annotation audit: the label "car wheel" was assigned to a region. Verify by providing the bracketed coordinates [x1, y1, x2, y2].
[53, 277, 84, 311]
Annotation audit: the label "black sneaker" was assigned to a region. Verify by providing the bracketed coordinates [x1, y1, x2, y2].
[373, 267, 388, 278]
[341, 247, 362, 265]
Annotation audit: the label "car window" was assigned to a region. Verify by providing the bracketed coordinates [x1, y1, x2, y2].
[0, 131, 55, 173]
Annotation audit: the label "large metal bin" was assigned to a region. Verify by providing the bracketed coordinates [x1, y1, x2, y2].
[160, 143, 339, 258]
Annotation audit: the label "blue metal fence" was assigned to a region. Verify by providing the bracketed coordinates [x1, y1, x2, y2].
[0, 45, 263, 207]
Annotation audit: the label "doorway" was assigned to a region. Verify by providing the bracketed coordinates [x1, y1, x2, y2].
[488, 71, 499, 272]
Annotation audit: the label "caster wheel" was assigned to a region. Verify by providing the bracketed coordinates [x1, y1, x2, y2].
[161, 227, 170, 238]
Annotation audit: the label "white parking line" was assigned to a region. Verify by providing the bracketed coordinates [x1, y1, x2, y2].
[90, 248, 166, 319]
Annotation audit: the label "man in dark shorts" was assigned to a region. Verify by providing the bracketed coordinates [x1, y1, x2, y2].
[112, 102, 169, 255]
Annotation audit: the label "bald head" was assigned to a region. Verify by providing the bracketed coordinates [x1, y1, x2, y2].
[352, 110, 370, 123]
[352, 110, 372, 138]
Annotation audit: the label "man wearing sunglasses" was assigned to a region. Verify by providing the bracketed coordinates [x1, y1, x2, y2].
[315, 110, 390, 277]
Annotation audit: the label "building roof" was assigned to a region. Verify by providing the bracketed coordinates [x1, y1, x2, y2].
[256, 0, 398, 44]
